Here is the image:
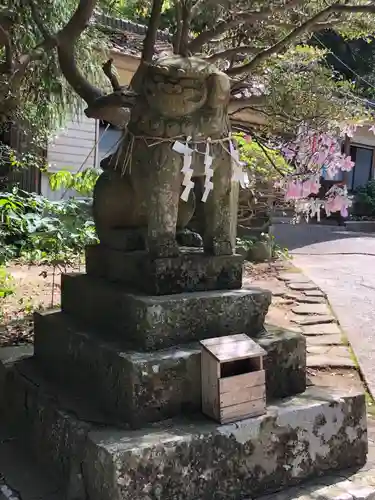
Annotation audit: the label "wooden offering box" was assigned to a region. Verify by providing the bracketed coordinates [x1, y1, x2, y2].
[200, 334, 267, 424]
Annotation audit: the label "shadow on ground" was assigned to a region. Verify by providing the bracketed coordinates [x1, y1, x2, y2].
[272, 222, 375, 252]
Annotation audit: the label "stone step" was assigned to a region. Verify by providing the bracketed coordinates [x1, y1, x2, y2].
[0, 424, 64, 500]
[61, 273, 271, 351]
[1, 355, 97, 491]
[84, 389, 368, 500]
[34, 311, 306, 428]
[85, 244, 244, 295]
[0, 347, 367, 500]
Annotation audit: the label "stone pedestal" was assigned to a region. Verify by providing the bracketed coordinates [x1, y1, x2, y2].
[34, 311, 306, 427]
[61, 274, 271, 350]
[86, 245, 244, 295]
[0, 244, 369, 499]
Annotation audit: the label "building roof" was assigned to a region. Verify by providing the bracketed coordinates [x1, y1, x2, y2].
[95, 13, 173, 59]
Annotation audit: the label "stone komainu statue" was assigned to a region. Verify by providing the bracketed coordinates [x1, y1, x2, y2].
[93, 55, 234, 258]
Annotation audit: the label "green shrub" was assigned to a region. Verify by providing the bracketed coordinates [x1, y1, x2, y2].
[0, 188, 97, 265]
[236, 233, 290, 262]
[354, 180, 375, 216]
[0, 266, 14, 299]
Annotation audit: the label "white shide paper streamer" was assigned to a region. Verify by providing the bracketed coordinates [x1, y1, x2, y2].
[202, 139, 214, 203]
[173, 138, 194, 202]
[229, 137, 249, 188]
[173, 136, 249, 203]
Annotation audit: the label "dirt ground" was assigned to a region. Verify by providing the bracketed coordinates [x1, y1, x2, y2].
[0, 262, 83, 346]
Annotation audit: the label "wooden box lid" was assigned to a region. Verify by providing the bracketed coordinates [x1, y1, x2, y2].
[200, 334, 266, 363]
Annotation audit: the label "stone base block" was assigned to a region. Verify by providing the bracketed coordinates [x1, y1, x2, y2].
[0, 348, 368, 500]
[84, 388, 367, 500]
[34, 311, 306, 427]
[85, 245, 244, 295]
[261, 324, 306, 399]
[61, 273, 271, 350]
[1, 355, 94, 487]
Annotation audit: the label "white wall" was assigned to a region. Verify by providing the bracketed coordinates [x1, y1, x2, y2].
[42, 112, 98, 201]
[347, 125, 375, 190]
[98, 124, 122, 165]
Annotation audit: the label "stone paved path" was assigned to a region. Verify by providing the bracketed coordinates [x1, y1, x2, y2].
[272, 222, 375, 398]
[249, 266, 355, 371]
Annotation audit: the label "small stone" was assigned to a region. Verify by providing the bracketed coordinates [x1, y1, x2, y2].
[289, 283, 319, 291]
[278, 273, 311, 283]
[307, 355, 355, 368]
[247, 240, 272, 262]
[282, 292, 326, 304]
[307, 345, 351, 357]
[274, 298, 294, 306]
[351, 470, 375, 488]
[292, 315, 338, 326]
[259, 489, 313, 500]
[282, 291, 305, 300]
[298, 296, 327, 304]
[347, 486, 375, 499]
[292, 304, 331, 316]
[302, 324, 342, 336]
[305, 290, 326, 297]
[306, 334, 344, 346]
[310, 485, 354, 499]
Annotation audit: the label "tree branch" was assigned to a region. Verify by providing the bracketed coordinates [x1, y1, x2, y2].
[334, 4, 375, 14]
[255, 136, 287, 178]
[230, 96, 267, 113]
[58, 0, 96, 42]
[0, 10, 15, 36]
[179, 0, 193, 56]
[25, 0, 54, 42]
[102, 58, 121, 91]
[56, 0, 103, 105]
[84, 89, 136, 128]
[0, 9, 15, 73]
[206, 45, 257, 62]
[274, 19, 342, 32]
[0, 24, 12, 73]
[191, 0, 205, 16]
[188, 0, 306, 53]
[226, 3, 375, 77]
[130, 0, 165, 96]
[142, 0, 165, 63]
[10, 39, 53, 91]
[173, 0, 183, 54]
